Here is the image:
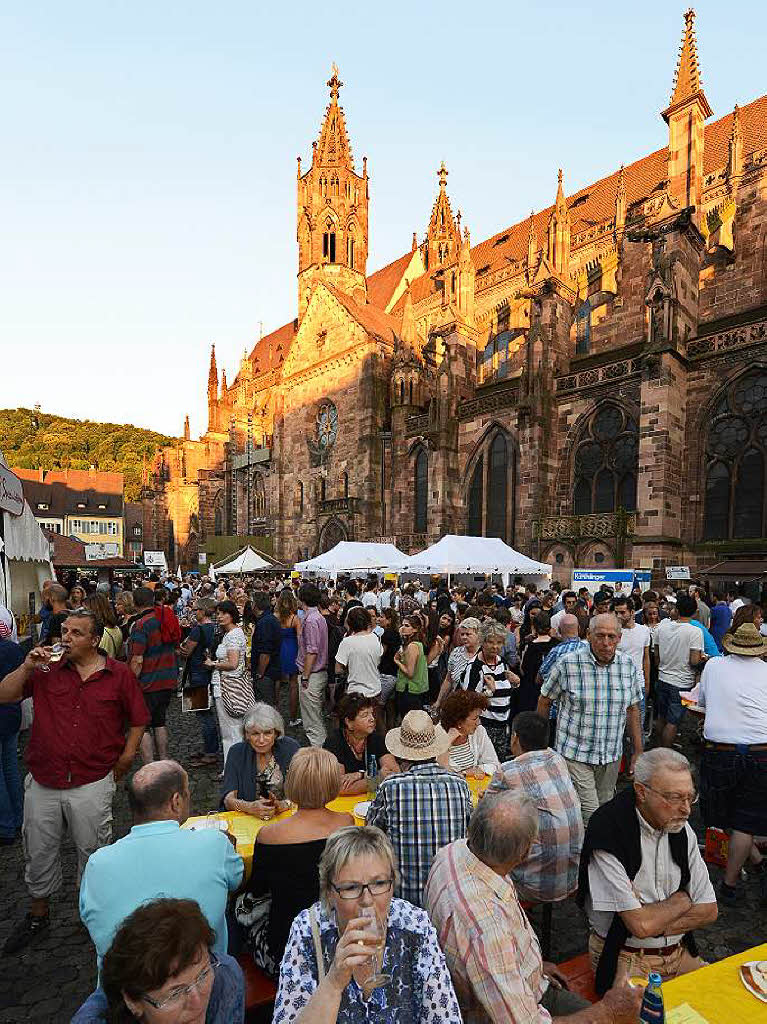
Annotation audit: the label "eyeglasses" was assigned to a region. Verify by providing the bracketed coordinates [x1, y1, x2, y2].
[642, 785, 699, 807]
[330, 877, 394, 900]
[141, 955, 218, 1011]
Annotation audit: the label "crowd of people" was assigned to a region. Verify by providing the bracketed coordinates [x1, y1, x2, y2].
[0, 568, 765, 1022]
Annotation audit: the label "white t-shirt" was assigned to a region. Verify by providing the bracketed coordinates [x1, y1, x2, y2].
[550, 609, 566, 634]
[655, 618, 703, 690]
[699, 655, 767, 744]
[335, 632, 383, 697]
[362, 591, 379, 609]
[617, 623, 651, 679]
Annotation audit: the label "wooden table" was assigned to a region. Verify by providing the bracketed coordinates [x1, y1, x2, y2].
[184, 773, 490, 876]
[663, 943, 767, 1022]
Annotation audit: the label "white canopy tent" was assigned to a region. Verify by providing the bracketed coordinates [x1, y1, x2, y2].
[401, 535, 552, 583]
[209, 545, 275, 579]
[0, 454, 55, 628]
[294, 541, 410, 578]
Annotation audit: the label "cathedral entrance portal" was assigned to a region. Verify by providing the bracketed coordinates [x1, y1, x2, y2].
[317, 517, 348, 554]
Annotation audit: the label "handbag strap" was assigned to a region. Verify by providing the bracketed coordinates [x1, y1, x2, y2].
[309, 906, 326, 983]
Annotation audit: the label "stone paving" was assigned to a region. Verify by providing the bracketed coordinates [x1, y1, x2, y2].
[0, 704, 763, 1023]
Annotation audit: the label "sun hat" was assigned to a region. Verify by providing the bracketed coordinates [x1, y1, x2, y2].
[385, 710, 452, 762]
[722, 622, 767, 657]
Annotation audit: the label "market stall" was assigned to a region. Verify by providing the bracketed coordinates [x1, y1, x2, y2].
[209, 544, 281, 579]
[401, 534, 552, 586]
[294, 541, 410, 578]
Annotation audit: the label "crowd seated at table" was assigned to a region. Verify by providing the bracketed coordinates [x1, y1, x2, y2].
[435, 689, 500, 775]
[322, 692, 399, 796]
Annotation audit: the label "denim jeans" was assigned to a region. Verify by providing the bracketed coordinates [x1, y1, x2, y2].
[198, 709, 220, 755]
[0, 707, 23, 838]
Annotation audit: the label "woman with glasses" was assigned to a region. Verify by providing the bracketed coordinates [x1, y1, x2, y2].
[273, 826, 460, 1023]
[72, 898, 244, 1023]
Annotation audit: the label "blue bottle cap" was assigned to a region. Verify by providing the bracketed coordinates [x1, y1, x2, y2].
[648, 972, 662, 985]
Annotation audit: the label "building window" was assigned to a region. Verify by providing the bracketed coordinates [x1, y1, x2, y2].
[298, 481, 304, 514]
[342, 472, 349, 498]
[414, 448, 428, 534]
[323, 227, 336, 263]
[99, 522, 107, 535]
[703, 372, 767, 539]
[572, 404, 638, 515]
[347, 233, 355, 269]
[574, 301, 591, 355]
[464, 430, 516, 543]
[133, 526, 142, 537]
[478, 330, 520, 384]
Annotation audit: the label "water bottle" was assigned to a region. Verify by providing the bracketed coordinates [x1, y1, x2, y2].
[639, 972, 665, 1023]
[366, 755, 379, 799]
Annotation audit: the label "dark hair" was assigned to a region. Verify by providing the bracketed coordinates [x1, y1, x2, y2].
[511, 711, 549, 752]
[642, 590, 659, 603]
[440, 689, 489, 731]
[729, 604, 762, 633]
[337, 692, 377, 725]
[593, 591, 611, 606]
[346, 606, 370, 634]
[477, 590, 495, 608]
[216, 599, 241, 624]
[127, 763, 187, 820]
[345, 580, 359, 598]
[402, 614, 426, 646]
[298, 583, 321, 607]
[100, 899, 214, 1023]
[382, 606, 400, 630]
[251, 592, 271, 613]
[675, 591, 697, 618]
[132, 586, 154, 610]
[491, 606, 511, 626]
[562, 590, 576, 602]
[533, 610, 551, 634]
[610, 595, 631, 611]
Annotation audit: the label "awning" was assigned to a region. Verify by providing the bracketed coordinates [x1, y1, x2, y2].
[699, 558, 767, 579]
[401, 535, 552, 577]
[210, 545, 278, 578]
[294, 541, 410, 576]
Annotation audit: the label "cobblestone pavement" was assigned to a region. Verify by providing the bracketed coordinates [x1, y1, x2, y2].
[0, 705, 763, 1022]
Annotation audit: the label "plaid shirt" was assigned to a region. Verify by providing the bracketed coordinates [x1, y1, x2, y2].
[540, 644, 643, 765]
[488, 749, 584, 902]
[366, 763, 472, 907]
[425, 839, 552, 1023]
[539, 638, 587, 720]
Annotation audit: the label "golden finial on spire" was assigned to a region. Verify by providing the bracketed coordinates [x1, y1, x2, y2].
[437, 161, 448, 190]
[328, 63, 342, 101]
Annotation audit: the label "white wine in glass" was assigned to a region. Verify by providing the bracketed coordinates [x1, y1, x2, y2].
[359, 906, 391, 996]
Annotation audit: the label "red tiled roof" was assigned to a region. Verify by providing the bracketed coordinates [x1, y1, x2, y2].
[366, 250, 417, 309]
[248, 320, 298, 375]
[43, 529, 139, 569]
[324, 284, 401, 345]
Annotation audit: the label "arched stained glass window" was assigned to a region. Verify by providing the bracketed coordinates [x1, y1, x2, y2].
[468, 457, 483, 535]
[487, 435, 508, 538]
[703, 372, 767, 540]
[414, 449, 428, 533]
[571, 405, 638, 515]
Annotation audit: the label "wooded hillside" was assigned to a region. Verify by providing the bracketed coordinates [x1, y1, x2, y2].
[0, 408, 175, 500]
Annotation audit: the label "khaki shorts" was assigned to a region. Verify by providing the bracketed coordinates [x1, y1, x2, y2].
[589, 931, 705, 985]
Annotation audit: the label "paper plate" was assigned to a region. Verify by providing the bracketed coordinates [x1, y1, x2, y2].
[740, 961, 767, 1003]
[353, 801, 372, 819]
[189, 820, 228, 832]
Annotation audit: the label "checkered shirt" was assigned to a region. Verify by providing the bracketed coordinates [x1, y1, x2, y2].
[366, 763, 472, 907]
[540, 644, 643, 765]
[539, 638, 587, 720]
[488, 749, 584, 902]
[425, 838, 552, 1023]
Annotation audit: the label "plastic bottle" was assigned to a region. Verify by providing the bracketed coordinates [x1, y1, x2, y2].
[638, 972, 665, 1023]
[366, 755, 379, 798]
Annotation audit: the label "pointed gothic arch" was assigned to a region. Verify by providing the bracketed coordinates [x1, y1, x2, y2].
[462, 423, 518, 544]
[318, 517, 348, 554]
[570, 403, 638, 515]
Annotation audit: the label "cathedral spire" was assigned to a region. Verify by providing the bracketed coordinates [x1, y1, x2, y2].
[727, 104, 743, 190]
[207, 343, 218, 396]
[614, 164, 627, 241]
[426, 162, 461, 269]
[184, 414, 190, 441]
[664, 9, 711, 120]
[546, 169, 570, 278]
[526, 211, 537, 270]
[314, 63, 354, 170]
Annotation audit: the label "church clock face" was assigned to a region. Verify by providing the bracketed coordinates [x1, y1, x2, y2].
[316, 402, 338, 449]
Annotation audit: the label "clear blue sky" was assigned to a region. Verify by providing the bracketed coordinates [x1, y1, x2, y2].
[1, 1, 763, 438]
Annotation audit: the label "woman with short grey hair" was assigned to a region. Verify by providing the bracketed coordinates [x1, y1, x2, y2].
[274, 825, 461, 1023]
[221, 702, 300, 819]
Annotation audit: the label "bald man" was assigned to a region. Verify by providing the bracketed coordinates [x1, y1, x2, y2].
[80, 760, 243, 968]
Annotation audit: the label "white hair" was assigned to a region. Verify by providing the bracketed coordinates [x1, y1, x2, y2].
[588, 612, 622, 635]
[242, 702, 285, 739]
[634, 748, 691, 786]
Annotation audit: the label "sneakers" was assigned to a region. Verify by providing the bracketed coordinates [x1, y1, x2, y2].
[1, 913, 50, 956]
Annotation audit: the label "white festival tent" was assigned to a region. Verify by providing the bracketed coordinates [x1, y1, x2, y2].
[0, 453, 55, 629]
[401, 535, 551, 583]
[209, 545, 275, 579]
[294, 541, 410, 577]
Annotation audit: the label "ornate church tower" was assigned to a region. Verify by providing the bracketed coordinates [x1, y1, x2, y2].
[425, 162, 461, 271]
[297, 65, 369, 318]
[207, 343, 218, 433]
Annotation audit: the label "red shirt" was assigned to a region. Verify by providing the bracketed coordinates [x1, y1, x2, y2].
[23, 657, 150, 789]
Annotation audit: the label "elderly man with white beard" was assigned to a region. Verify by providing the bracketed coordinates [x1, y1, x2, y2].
[577, 748, 717, 995]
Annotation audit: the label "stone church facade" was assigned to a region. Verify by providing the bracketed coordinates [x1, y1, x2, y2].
[146, 12, 767, 581]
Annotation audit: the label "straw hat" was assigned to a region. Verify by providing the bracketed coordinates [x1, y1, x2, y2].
[722, 622, 767, 657]
[385, 710, 452, 762]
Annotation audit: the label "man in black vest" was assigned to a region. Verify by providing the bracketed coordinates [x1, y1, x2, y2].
[578, 748, 717, 994]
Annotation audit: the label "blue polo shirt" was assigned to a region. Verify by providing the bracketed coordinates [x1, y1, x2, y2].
[79, 820, 244, 967]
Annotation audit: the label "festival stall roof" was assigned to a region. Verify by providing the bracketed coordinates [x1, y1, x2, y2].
[209, 545, 280, 578]
[698, 558, 767, 581]
[0, 454, 56, 622]
[43, 530, 143, 571]
[294, 541, 410, 576]
[401, 535, 552, 577]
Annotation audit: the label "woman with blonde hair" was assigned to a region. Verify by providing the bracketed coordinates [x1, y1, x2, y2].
[237, 746, 353, 977]
[276, 587, 301, 725]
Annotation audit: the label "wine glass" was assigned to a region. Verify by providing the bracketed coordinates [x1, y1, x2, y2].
[39, 643, 65, 673]
[358, 905, 391, 996]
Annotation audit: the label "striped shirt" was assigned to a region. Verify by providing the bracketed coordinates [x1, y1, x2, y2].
[448, 740, 476, 773]
[463, 655, 513, 724]
[449, 645, 477, 689]
[366, 763, 472, 908]
[425, 839, 552, 1023]
[540, 644, 643, 765]
[127, 610, 177, 693]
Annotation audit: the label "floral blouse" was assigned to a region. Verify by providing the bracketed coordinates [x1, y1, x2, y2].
[273, 897, 462, 1023]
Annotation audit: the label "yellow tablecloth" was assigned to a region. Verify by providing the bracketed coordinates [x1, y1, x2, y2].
[184, 773, 489, 876]
[663, 943, 767, 1023]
